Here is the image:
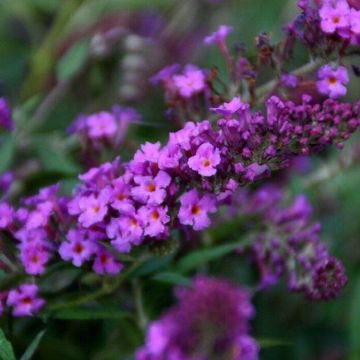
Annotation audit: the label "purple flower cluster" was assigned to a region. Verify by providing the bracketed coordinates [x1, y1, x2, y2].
[0, 93, 357, 313]
[234, 185, 347, 300]
[136, 276, 258, 360]
[64, 95, 360, 257]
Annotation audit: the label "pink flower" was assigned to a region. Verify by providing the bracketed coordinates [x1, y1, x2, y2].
[188, 142, 221, 176]
[178, 189, 217, 231]
[317, 64, 349, 99]
[59, 229, 96, 267]
[25, 201, 53, 229]
[19, 241, 50, 275]
[132, 171, 171, 205]
[106, 210, 144, 252]
[319, 0, 350, 34]
[210, 96, 244, 117]
[87, 111, 117, 139]
[204, 25, 233, 45]
[0, 202, 14, 229]
[138, 206, 170, 237]
[110, 177, 134, 213]
[92, 247, 123, 275]
[173, 65, 206, 98]
[350, 8, 360, 33]
[7, 284, 44, 317]
[77, 189, 110, 227]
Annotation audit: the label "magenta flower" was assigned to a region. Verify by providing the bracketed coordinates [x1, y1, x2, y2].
[19, 242, 50, 275]
[319, 0, 350, 34]
[138, 206, 170, 237]
[92, 247, 123, 275]
[0, 202, 14, 229]
[106, 210, 144, 252]
[350, 8, 360, 33]
[132, 171, 171, 205]
[7, 284, 44, 317]
[25, 201, 53, 230]
[59, 229, 96, 267]
[77, 190, 110, 227]
[87, 111, 117, 139]
[0, 171, 14, 194]
[178, 189, 216, 231]
[317, 65, 349, 99]
[204, 25, 233, 45]
[0, 97, 13, 130]
[188, 142, 221, 176]
[173, 65, 206, 98]
[110, 177, 134, 213]
[210, 96, 244, 117]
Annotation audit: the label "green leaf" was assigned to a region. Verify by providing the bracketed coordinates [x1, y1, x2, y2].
[34, 137, 81, 175]
[257, 338, 293, 348]
[177, 241, 245, 273]
[0, 272, 27, 292]
[56, 40, 89, 82]
[51, 306, 131, 321]
[0, 328, 16, 360]
[0, 135, 14, 174]
[350, 276, 360, 360]
[131, 256, 173, 277]
[20, 330, 46, 360]
[152, 272, 191, 286]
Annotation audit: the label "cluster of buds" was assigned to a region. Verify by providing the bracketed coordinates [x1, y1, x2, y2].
[233, 185, 347, 300]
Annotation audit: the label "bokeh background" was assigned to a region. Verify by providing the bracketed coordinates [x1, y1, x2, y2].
[0, 0, 360, 359]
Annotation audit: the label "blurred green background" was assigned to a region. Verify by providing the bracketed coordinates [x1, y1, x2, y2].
[0, 0, 360, 359]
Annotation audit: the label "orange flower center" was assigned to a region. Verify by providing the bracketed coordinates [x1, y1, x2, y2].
[22, 297, 32, 305]
[203, 160, 211, 167]
[147, 183, 156, 192]
[74, 243, 84, 254]
[130, 218, 138, 227]
[100, 255, 108, 264]
[328, 76, 337, 85]
[31, 255, 39, 263]
[151, 211, 160, 220]
[191, 205, 201, 215]
[117, 193, 125, 201]
[332, 16, 340, 24]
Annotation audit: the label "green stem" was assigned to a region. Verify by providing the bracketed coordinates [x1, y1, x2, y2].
[133, 279, 148, 331]
[20, 0, 85, 101]
[46, 254, 151, 311]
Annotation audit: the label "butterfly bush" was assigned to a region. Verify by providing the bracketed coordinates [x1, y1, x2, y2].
[0, 1, 359, 357]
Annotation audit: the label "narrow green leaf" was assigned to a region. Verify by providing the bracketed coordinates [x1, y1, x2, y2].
[177, 241, 244, 273]
[0, 135, 14, 174]
[152, 272, 191, 286]
[257, 338, 293, 348]
[20, 330, 46, 360]
[51, 307, 131, 321]
[34, 137, 81, 175]
[0, 328, 16, 360]
[131, 256, 173, 277]
[0, 272, 27, 292]
[349, 276, 360, 360]
[56, 40, 89, 82]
